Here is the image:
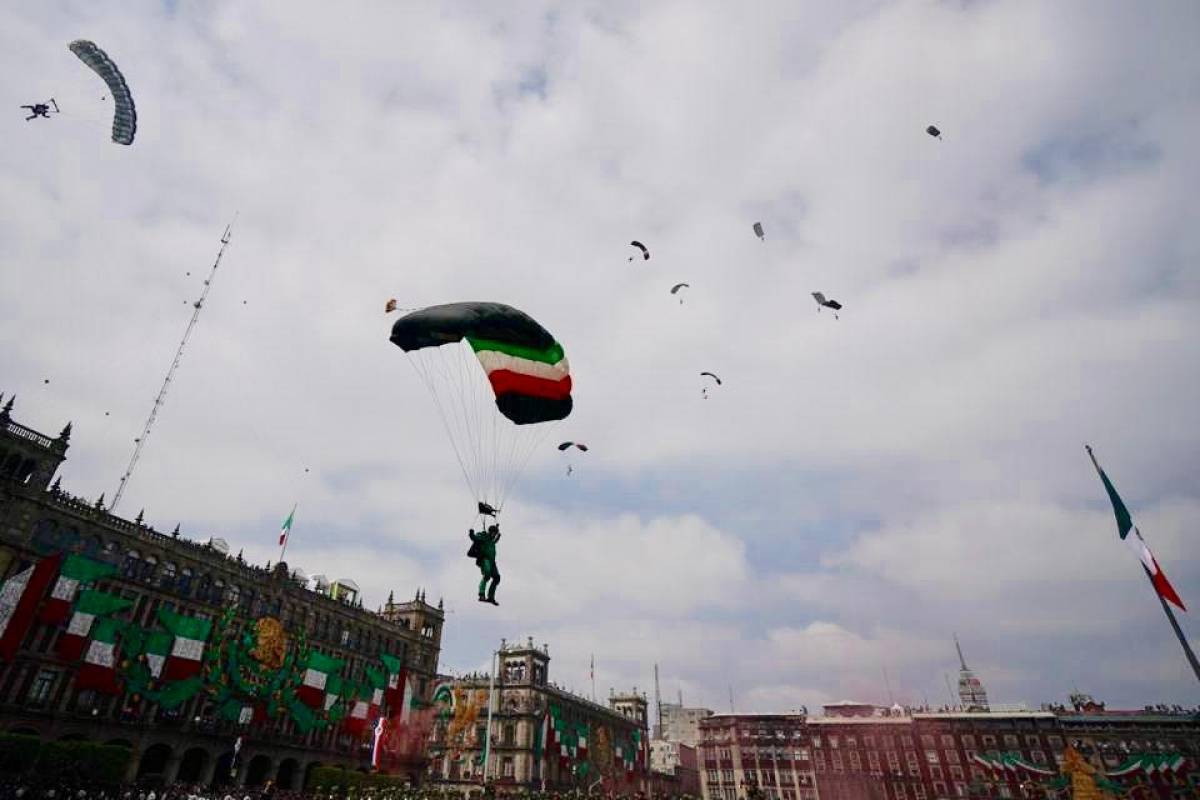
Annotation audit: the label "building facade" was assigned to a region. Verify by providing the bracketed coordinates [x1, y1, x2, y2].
[0, 399, 444, 789]
[426, 638, 651, 794]
[698, 713, 818, 800]
[660, 702, 715, 748]
[699, 702, 1200, 800]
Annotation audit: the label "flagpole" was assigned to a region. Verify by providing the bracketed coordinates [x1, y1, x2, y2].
[1085, 445, 1200, 685]
[1145, 565, 1200, 684]
[279, 502, 297, 564]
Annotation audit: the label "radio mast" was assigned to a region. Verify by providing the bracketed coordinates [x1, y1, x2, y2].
[111, 218, 236, 512]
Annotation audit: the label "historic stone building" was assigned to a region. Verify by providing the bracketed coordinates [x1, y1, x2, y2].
[0, 398, 444, 789]
[426, 637, 650, 794]
[700, 701, 1199, 800]
[698, 713, 818, 800]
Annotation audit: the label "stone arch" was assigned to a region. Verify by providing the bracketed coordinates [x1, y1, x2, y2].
[136, 742, 173, 780]
[303, 761, 325, 791]
[245, 754, 273, 787]
[212, 751, 234, 787]
[276, 758, 300, 790]
[178, 746, 209, 783]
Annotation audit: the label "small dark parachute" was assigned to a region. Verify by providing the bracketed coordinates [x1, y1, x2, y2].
[557, 442, 589, 452]
[670, 282, 689, 304]
[753, 222, 765, 240]
[812, 291, 843, 319]
[69, 40, 136, 145]
[926, 125, 942, 140]
[629, 241, 650, 261]
[700, 371, 722, 386]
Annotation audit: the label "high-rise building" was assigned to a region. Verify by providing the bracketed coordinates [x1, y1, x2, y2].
[954, 636, 989, 712]
[660, 701, 715, 747]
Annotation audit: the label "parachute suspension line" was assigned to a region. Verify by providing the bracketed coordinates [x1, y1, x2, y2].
[406, 350, 480, 504]
[111, 217, 236, 513]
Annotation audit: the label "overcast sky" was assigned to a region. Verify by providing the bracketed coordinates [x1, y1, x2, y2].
[2, 1, 1198, 714]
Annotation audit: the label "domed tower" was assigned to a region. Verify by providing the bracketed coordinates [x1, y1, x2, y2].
[955, 634, 990, 711]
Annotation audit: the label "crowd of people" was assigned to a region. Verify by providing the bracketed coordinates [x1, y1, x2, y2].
[0, 779, 691, 800]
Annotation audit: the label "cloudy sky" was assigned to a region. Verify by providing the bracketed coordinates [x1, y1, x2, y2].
[2, 1, 1198, 713]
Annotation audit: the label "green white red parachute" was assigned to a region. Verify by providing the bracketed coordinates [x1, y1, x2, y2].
[390, 302, 572, 517]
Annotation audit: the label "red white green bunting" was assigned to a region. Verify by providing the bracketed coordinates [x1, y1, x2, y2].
[157, 608, 211, 680]
[39, 554, 116, 625]
[75, 617, 123, 695]
[298, 650, 343, 708]
[0, 555, 61, 661]
[57, 589, 132, 661]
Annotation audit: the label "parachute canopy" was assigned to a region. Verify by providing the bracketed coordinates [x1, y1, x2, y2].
[753, 222, 765, 240]
[557, 442, 588, 452]
[926, 125, 941, 139]
[390, 302, 572, 425]
[670, 283, 689, 295]
[700, 371, 722, 386]
[68, 40, 136, 145]
[390, 302, 572, 517]
[812, 292, 843, 311]
[629, 241, 650, 261]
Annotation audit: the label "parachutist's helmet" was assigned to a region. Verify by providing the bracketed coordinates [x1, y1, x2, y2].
[487, 525, 499, 535]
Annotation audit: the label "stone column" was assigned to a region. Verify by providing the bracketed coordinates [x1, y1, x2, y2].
[200, 754, 220, 787]
[123, 745, 143, 784]
[163, 751, 184, 784]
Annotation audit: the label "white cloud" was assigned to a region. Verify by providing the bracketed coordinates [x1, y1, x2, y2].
[3, 0, 1199, 710]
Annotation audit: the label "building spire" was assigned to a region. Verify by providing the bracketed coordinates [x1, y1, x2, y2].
[954, 633, 968, 671]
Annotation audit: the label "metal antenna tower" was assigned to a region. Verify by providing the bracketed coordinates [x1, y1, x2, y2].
[111, 218, 236, 512]
[654, 663, 662, 740]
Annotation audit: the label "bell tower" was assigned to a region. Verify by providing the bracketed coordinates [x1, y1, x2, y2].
[0, 395, 70, 491]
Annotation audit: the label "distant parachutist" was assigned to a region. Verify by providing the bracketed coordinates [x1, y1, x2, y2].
[629, 241, 650, 262]
[926, 125, 942, 140]
[753, 222, 765, 240]
[812, 292, 843, 320]
[21, 101, 57, 120]
[670, 283, 690, 304]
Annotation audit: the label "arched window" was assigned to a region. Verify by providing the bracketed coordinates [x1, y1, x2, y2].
[122, 549, 141, 578]
[31, 519, 59, 552]
[196, 574, 212, 603]
[83, 535, 103, 558]
[226, 584, 241, 607]
[141, 555, 158, 582]
[162, 562, 178, 587]
[178, 567, 194, 596]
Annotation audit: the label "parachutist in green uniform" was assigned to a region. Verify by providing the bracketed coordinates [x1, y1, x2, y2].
[468, 525, 501, 605]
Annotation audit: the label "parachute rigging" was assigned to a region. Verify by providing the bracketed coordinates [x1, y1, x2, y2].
[390, 302, 572, 519]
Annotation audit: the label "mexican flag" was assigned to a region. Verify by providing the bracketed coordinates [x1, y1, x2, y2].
[279, 503, 296, 547]
[158, 608, 212, 680]
[144, 630, 172, 679]
[323, 674, 344, 714]
[0, 554, 61, 661]
[345, 683, 372, 735]
[298, 650, 344, 708]
[40, 554, 116, 625]
[1090, 447, 1186, 611]
[75, 617, 124, 695]
[381, 656, 414, 723]
[576, 722, 589, 761]
[58, 589, 132, 661]
[365, 666, 387, 720]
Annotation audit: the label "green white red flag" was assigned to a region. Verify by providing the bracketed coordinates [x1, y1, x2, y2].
[298, 650, 344, 708]
[58, 589, 132, 661]
[157, 608, 212, 680]
[40, 554, 116, 624]
[1090, 447, 1186, 611]
[75, 617, 124, 695]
